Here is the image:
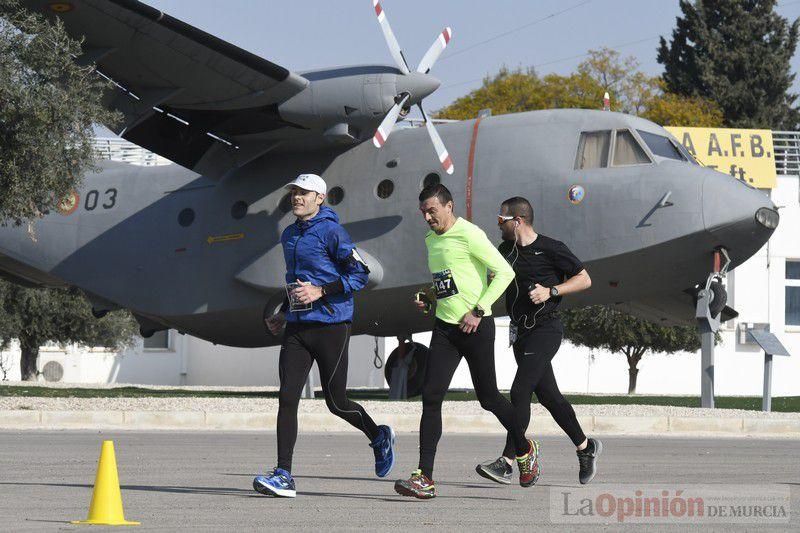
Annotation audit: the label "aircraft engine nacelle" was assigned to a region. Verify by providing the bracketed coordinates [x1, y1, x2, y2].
[277, 67, 439, 142]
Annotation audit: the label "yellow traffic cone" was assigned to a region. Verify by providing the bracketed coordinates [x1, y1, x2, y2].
[72, 440, 140, 526]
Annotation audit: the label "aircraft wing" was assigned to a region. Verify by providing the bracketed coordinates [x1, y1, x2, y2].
[20, 0, 310, 178]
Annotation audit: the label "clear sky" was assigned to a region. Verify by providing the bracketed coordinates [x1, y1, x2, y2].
[107, 0, 800, 119]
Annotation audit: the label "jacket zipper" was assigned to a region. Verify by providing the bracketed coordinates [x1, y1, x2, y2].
[292, 224, 305, 321]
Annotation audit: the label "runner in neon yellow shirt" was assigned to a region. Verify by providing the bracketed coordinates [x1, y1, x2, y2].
[394, 184, 538, 500]
[425, 215, 514, 325]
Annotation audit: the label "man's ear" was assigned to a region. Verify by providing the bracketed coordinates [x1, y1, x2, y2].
[317, 193, 326, 206]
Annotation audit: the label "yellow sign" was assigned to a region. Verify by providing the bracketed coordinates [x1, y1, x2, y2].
[665, 127, 777, 188]
[206, 233, 245, 244]
[666, 127, 776, 189]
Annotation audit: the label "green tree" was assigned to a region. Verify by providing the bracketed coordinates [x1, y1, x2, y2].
[0, 0, 117, 224]
[0, 280, 138, 380]
[658, 0, 800, 129]
[561, 306, 702, 394]
[437, 49, 722, 127]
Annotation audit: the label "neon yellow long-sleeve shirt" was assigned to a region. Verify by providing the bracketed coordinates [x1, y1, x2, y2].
[424, 217, 515, 324]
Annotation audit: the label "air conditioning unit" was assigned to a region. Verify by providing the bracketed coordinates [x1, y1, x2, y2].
[41, 360, 64, 382]
[738, 322, 769, 345]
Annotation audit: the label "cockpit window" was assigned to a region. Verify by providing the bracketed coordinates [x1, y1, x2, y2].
[575, 130, 611, 169]
[637, 130, 686, 161]
[613, 130, 651, 166]
[674, 141, 700, 165]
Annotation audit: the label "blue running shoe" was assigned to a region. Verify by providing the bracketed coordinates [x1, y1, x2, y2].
[253, 468, 296, 498]
[370, 425, 396, 478]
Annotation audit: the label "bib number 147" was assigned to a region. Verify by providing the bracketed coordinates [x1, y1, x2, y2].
[432, 269, 459, 299]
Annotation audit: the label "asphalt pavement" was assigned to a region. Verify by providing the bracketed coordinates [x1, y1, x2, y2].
[0, 431, 797, 531]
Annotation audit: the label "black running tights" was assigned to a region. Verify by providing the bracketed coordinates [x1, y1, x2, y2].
[277, 321, 380, 472]
[502, 320, 586, 459]
[419, 318, 529, 479]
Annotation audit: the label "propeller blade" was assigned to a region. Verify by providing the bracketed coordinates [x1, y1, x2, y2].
[420, 105, 454, 175]
[373, 94, 410, 148]
[372, 1, 410, 74]
[417, 27, 452, 74]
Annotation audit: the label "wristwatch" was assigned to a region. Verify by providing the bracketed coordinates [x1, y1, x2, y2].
[472, 305, 485, 318]
[549, 286, 559, 298]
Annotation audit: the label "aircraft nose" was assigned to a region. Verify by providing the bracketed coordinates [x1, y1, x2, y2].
[395, 72, 441, 105]
[702, 170, 778, 259]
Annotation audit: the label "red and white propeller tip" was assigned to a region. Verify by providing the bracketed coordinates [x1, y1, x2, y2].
[425, 118, 454, 175]
[603, 92, 610, 111]
[417, 27, 452, 74]
[373, 0, 409, 74]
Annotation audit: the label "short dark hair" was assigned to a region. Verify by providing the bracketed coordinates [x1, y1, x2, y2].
[419, 183, 453, 206]
[501, 196, 534, 225]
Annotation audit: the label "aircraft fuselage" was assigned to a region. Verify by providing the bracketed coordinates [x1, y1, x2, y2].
[0, 109, 777, 346]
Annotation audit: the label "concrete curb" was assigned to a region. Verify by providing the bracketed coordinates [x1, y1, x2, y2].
[1, 410, 800, 436]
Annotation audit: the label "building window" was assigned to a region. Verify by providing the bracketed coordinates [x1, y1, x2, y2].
[787, 260, 800, 326]
[144, 330, 171, 350]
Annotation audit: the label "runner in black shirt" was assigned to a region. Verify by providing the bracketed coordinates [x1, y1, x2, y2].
[475, 196, 603, 485]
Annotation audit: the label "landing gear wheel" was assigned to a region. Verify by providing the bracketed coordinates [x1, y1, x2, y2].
[384, 342, 429, 398]
[708, 280, 727, 319]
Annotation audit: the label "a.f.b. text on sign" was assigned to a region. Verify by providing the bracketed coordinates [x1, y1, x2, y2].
[665, 127, 777, 189]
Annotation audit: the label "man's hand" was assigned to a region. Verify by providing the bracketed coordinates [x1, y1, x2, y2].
[459, 311, 481, 334]
[291, 279, 323, 304]
[414, 299, 429, 313]
[265, 312, 286, 336]
[529, 283, 551, 305]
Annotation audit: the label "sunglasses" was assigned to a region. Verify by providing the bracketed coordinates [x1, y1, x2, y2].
[497, 214, 516, 225]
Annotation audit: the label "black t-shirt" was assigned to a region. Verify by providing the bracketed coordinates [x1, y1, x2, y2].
[498, 234, 584, 328]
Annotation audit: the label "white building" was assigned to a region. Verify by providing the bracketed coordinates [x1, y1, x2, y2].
[1, 135, 798, 398]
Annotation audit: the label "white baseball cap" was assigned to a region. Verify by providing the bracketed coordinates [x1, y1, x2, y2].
[285, 173, 327, 195]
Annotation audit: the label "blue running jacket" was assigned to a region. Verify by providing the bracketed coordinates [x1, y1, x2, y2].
[281, 206, 369, 324]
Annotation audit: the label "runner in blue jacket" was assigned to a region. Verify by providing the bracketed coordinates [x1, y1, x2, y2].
[254, 174, 395, 498]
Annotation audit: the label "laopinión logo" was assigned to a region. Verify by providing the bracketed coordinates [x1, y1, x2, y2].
[550, 484, 790, 525]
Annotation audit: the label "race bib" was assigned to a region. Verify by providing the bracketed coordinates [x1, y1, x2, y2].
[509, 322, 518, 346]
[432, 269, 459, 299]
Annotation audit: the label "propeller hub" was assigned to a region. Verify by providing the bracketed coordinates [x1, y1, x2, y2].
[395, 72, 441, 105]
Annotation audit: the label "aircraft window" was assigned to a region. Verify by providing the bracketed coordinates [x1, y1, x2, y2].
[178, 208, 195, 227]
[376, 179, 394, 199]
[327, 186, 344, 205]
[637, 130, 685, 161]
[675, 141, 700, 165]
[612, 130, 651, 166]
[143, 330, 170, 350]
[575, 131, 610, 169]
[231, 201, 248, 220]
[422, 172, 440, 189]
[278, 193, 292, 213]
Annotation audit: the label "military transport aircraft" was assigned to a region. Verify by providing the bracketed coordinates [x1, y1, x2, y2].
[0, 0, 778, 348]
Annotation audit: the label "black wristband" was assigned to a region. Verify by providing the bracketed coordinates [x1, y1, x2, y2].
[322, 279, 344, 296]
